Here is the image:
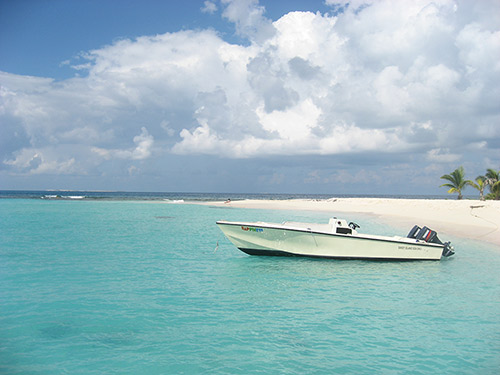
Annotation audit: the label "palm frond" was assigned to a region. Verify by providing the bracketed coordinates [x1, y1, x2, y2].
[440, 183, 456, 189]
[440, 166, 467, 199]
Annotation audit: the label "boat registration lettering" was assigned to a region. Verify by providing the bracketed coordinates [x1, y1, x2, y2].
[398, 245, 422, 251]
[241, 226, 263, 233]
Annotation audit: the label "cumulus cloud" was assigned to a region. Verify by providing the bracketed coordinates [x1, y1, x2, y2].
[4, 148, 76, 175]
[201, 1, 217, 14]
[1, 0, 499, 190]
[92, 127, 154, 160]
[221, 0, 276, 42]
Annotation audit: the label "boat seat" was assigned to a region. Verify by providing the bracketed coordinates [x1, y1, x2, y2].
[329, 217, 352, 234]
[336, 227, 352, 234]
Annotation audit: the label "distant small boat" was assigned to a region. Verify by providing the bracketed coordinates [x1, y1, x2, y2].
[216, 218, 454, 261]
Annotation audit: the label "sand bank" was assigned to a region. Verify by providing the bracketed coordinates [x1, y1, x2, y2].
[205, 198, 500, 246]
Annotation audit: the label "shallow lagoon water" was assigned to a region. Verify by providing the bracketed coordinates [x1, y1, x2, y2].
[1, 199, 499, 374]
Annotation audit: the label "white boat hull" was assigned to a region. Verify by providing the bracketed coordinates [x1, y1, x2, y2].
[216, 221, 447, 261]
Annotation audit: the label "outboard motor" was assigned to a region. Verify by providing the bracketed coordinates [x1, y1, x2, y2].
[442, 242, 455, 257]
[407, 225, 421, 239]
[408, 225, 455, 257]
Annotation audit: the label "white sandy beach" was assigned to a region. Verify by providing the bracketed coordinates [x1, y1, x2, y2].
[205, 198, 500, 247]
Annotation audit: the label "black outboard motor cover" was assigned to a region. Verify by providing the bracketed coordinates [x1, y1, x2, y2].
[425, 230, 442, 244]
[407, 225, 421, 239]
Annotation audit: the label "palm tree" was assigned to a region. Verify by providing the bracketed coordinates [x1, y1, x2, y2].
[468, 175, 488, 201]
[485, 168, 500, 200]
[440, 166, 471, 200]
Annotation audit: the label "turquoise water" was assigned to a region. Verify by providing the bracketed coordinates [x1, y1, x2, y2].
[1, 199, 499, 374]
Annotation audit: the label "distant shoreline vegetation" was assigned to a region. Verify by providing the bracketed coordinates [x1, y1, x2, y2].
[0, 190, 483, 201]
[440, 167, 500, 200]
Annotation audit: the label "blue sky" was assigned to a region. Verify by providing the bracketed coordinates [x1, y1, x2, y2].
[1, 0, 499, 195]
[0, 0, 330, 78]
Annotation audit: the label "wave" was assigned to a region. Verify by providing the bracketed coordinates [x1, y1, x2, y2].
[163, 199, 185, 203]
[41, 195, 85, 200]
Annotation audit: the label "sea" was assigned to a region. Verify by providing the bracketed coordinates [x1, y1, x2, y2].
[1, 191, 499, 374]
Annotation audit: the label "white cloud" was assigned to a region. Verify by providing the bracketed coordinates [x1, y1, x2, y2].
[221, 0, 276, 42]
[373, 66, 410, 115]
[257, 99, 321, 141]
[318, 124, 403, 154]
[92, 127, 154, 160]
[4, 148, 76, 175]
[426, 148, 461, 163]
[1, 0, 499, 187]
[201, 1, 217, 14]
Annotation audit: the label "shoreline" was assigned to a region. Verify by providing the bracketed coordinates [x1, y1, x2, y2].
[199, 198, 500, 247]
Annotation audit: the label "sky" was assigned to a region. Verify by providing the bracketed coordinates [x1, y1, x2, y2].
[1, 0, 499, 195]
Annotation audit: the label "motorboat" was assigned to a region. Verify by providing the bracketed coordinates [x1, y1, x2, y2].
[216, 218, 454, 261]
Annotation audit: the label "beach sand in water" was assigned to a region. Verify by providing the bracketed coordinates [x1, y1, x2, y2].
[204, 198, 500, 247]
